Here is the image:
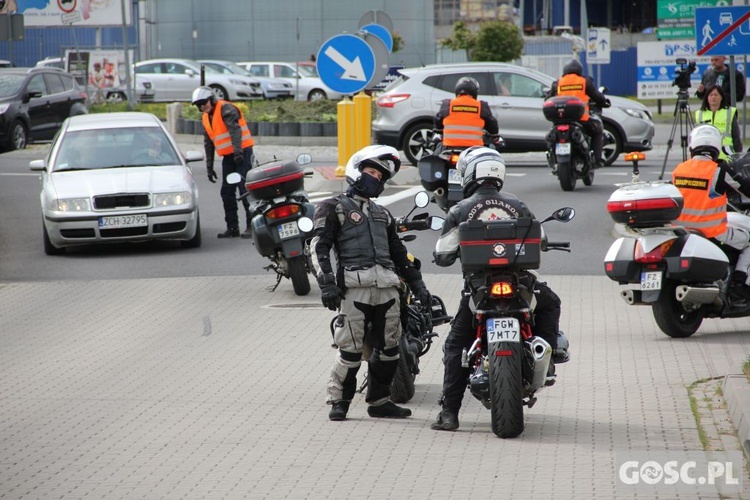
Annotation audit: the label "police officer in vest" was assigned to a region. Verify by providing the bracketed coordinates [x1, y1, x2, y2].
[435, 77, 499, 151]
[547, 59, 609, 168]
[192, 86, 256, 238]
[695, 85, 743, 161]
[309, 145, 433, 421]
[672, 125, 750, 301]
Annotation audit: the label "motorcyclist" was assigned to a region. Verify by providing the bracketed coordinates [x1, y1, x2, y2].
[430, 146, 569, 432]
[546, 59, 609, 169]
[308, 145, 433, 421]
[192, 86, 255, 238]
[434, 76, 500, 151]
[672, 124, 750, 300]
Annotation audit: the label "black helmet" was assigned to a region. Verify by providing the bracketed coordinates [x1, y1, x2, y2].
[563, 59, 583, 76]
[454, 76, 479, 98]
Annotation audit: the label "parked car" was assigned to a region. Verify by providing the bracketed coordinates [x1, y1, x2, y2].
[197, 59, 292, 99]
[0, 67, 88, 151]
[237, 61, 343, 101]
[372, 62, 655, 165]
[30, 112, 203, 255]
[134, 58, 263, 102]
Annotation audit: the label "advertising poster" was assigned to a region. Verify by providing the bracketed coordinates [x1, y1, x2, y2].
[0, 0, 131, 27]
[636, 41, 711, 99]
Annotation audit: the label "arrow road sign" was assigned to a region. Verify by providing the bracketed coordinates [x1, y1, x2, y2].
[695, 6, 750, 56]
[587, 28, 610, 64]
[316, 34, 376, 95]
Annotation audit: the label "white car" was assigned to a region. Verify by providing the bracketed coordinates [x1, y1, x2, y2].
[237, 61, 343, 101]
[134, 58, 263, 102]
[31, 112, 203, 255]
[197, 60, 292, 99]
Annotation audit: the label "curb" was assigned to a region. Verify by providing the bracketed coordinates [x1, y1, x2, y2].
[722, 374, 750, 460]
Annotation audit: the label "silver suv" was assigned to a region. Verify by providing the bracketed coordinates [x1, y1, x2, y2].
[372, 62, 654, 165]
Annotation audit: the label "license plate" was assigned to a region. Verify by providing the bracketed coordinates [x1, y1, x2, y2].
[556, 143, 571, 155]
[278, 221, 299, 240]
[98, 214, 147, 229]
[486, 317, 521, 344]
[448, 168, 461, 184]
[641, 271, 662, 290]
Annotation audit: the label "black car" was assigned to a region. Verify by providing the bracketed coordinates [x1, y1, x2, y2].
[0, 67, 88, 151]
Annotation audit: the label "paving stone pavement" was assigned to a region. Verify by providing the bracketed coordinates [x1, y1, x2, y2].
[1, 274, 749, 499]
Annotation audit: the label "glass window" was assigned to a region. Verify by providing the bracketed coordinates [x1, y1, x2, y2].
[59, 74, 75, 91]
[249, 65, 268, 77]
[136, 63, 162, 74]
[166, 63, 190, 75]
[275, 65, 297, 78]
[44, 73, 65, 94]
[27, 74, 47, 95]
[0, 74, 25, 97]
[493, 73, 545, 98]
[434, 72, 492, 97]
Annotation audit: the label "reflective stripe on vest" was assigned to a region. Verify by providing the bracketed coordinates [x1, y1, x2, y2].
[202, 100, 254, 156]
[672, 158, 727, 238]
[557, 73, 590, 121]
[442, 95, 485, 147]
[695, 107, 736, 160]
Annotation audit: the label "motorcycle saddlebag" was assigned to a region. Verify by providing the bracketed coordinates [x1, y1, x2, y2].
[606, 182, 684, 228]
[458, 218, 542, 272]
[418, 154, 448, 192]
[543, 96, 586, 123]
[245, 160, 305, 201]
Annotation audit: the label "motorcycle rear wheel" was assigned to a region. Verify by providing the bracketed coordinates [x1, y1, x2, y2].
[651, 280, 704, 338]
[390, 335, 416, 404]
[288, 256, 311, 296]
[582, 164, 594, 186]
[490, 341, 524, 438]
[557, 160, 576, 191]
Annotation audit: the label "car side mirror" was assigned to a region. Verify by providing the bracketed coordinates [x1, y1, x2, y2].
[185, 69, 196, 77]
[184, 150, 204, 163]
[29, 159, 46, 171]
[25, 91, 43, 103]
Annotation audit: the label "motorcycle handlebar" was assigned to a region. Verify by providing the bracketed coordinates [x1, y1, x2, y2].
[544, 241, 571, 252]
[396, 218, 430, 232]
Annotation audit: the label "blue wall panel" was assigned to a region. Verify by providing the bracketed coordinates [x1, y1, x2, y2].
[582, 47, 636, 97]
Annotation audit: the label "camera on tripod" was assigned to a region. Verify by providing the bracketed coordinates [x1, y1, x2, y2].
[672, 58, 697, 90]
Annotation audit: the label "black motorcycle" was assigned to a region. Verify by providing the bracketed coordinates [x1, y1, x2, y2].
[227, 154, 315, 295]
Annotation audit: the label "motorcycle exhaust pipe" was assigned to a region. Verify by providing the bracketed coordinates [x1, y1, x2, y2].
[621, 289, 648, 305]
[675, 284, 721, 305]
[434, 187, 445, 198]
[528, 337, 552, 393]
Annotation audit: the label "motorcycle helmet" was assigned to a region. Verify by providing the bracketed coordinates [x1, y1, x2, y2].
[562, 59, 583, 76]
[191, 86, 215, 109]
[689, 124, 722, 160]
[345, 145, 401, 198]
[454, 76, 479, 99]
[457, 146, 506, 195]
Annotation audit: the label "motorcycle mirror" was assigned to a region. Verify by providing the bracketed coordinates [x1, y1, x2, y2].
[226, 172, 242, 184]
[414, 191, 430, 208]
[598, 86, 608, 93]
[297, 217, 314, 233]
[551, 207, 575, 222]
[429, 216, 445, 231]
[296, 153, 313, 166]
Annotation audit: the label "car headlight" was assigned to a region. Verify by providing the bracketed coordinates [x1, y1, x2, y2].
[624, 108, 650, 121]
[229, 79, 247, 86]
[154, 192, 192, 206]
[53, 198, 90, 212]
[0, 103, 9, 115]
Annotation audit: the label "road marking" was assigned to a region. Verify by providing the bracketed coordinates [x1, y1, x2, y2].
[0, 173, 39, 177]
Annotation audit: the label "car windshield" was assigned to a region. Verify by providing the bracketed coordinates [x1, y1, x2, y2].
[297, 65, 317, 77]
[220, 62, 252, 76]
[53, 127, 181, 171]
[0, 74, 25, 97]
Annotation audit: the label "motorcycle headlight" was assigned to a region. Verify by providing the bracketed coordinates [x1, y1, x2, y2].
[154, 192, 192, 206]
[53, 198, 90, 212]
[624, 108, 651, 121]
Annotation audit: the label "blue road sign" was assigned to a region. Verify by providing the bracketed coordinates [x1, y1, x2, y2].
[316, 34, 376, 95]
[361, 23, 393, 52]
[695, 6, 750, 56]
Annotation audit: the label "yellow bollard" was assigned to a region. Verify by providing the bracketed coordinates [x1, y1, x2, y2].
[353, 91, 372, 153]
[336, 97, 355, 177]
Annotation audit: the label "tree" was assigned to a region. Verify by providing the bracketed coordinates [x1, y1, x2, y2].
[440, 21, 476, 61]
[391, 31, 404, 53]
[441, 20, 523, 62]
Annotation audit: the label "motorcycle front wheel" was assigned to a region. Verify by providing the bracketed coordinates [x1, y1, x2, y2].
[490, 341, 524, 438]
[557, 159, 576, 192]
[651, 279, 704, 338]
[390, 335, 416, 404]
[287, 256, 311, 296]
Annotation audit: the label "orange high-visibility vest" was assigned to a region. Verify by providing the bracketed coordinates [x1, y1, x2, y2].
[672, 158, 727, 238]
[557, 74, 590, 121]
[202, 100, 254, 156]
[442, 95, 485, 147]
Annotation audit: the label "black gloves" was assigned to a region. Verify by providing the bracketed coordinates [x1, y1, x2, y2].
[207, 166, 217, 183]
[411, 279, 432, 309]
[317, 273, 344, 311]
[233, 153, 245, 167]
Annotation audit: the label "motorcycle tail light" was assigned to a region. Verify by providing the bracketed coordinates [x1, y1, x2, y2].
[489, 281, 514, 297]
[634, 239, 675, 263]
[606, 197, 681, 214]
[266, 204, 300, 220]
[376, 94, 410, 107]
[449, 154, 460, 165]
[556, 124, 570, 131]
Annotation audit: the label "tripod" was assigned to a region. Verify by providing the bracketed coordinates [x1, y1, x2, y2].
[659, 89, 695, 180]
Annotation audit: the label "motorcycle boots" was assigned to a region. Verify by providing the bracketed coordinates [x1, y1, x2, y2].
[431, 408, 459, 431]
[329, 401, 350, 421]
[367, 401, 411, 418]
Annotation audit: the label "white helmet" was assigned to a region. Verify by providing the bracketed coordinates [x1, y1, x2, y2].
[191, 86, 215, 107]
[345, 145, 401, 186]
[457, 146, 506, 194]
[689, 124, 722, 160]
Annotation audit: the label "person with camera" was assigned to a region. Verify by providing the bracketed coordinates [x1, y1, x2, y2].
[546, 59, 609, 169]
[696, 56, 746, 105]
[695, 84, 743, 160]
[192, 86, 256, 238]
[434, 76, 500, 151]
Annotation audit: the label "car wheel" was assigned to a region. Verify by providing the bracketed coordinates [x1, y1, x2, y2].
[308, 89, 327, 101]
[401, 122, 436, 166]
[602, 123, 622, 166]
[43, 223, 65, 255]
[7, 120, 27, 151]
[209, 85, 228, 101]
[106, 91, 126, 103]
[181, 215, 202, 249]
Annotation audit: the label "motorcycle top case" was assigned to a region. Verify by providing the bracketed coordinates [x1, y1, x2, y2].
[543, 96, 586, 123]
[458, 217, 542, 272]
[245, 160, 305, 200]
[418, 154, 449, 192]
[606, 182, 684, 228]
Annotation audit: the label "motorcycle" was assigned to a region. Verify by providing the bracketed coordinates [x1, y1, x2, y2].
[542, 94, 610, 192]
[603, 152, 750, 338]
[330, 191, 451, 403]
[418, 132, 504, 213]
[455, 207, 575, 438]
[227, 154, 315, 295]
